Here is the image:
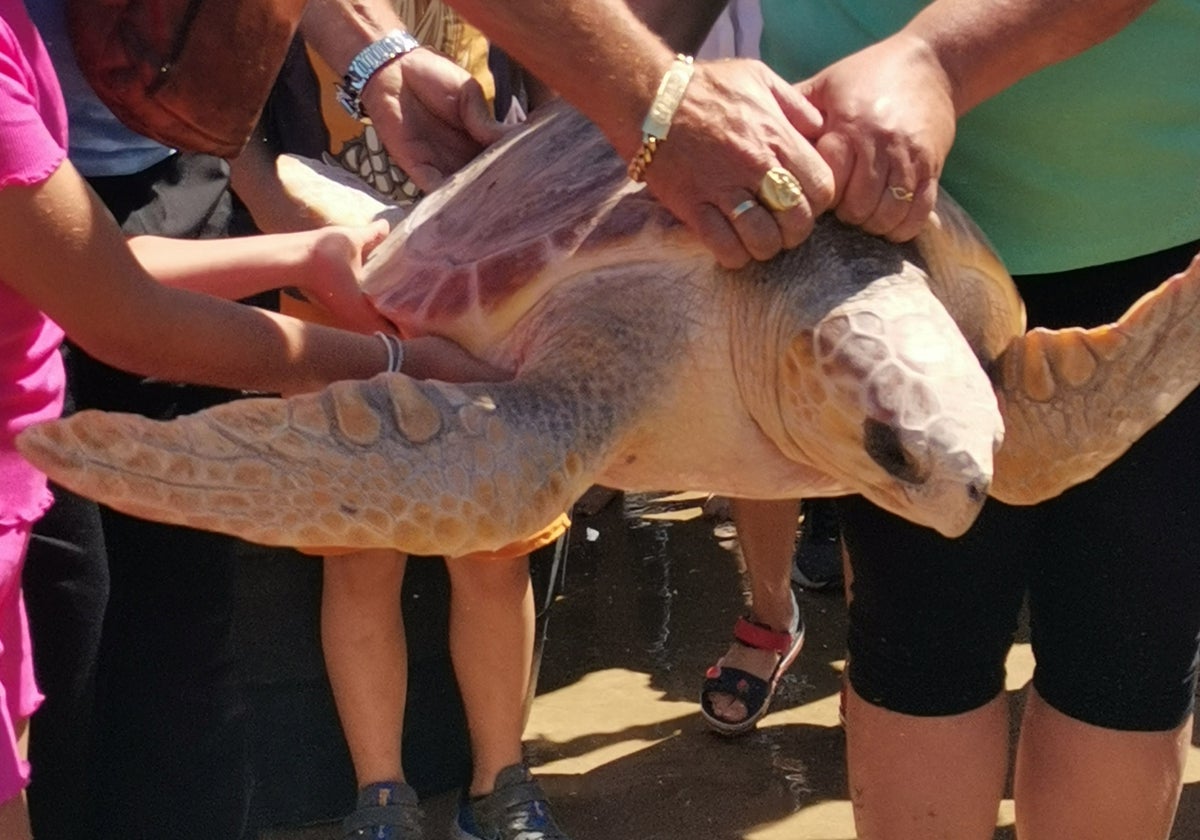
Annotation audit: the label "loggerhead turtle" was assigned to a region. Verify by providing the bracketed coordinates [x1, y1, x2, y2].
[16, 101, 1200, 555]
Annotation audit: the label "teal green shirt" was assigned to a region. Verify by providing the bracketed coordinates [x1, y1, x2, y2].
[760, 0, 1200, 275]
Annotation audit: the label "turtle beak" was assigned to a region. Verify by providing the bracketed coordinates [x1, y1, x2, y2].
[920, 475, 991, 538]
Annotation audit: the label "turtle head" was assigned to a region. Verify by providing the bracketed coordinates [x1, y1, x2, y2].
[857, 413, 995, 537]
[779, 263, 1003, 538]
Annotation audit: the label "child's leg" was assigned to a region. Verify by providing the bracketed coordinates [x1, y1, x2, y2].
[321, 548, 409, 785]
[0, 527, 35, 840]
[0, 786, 32, 840]
[445, 554, 535, 795]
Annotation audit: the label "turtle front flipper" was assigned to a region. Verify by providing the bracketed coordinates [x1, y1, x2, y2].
[16, 373, 597, 557]
[991, 251, 1200, 505]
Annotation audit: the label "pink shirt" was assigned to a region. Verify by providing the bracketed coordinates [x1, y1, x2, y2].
[0, 0, 67, 525]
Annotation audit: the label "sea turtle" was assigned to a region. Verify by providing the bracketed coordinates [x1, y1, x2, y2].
[16, 101, 1200, 556]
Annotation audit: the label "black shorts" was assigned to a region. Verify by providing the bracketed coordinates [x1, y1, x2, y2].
[841, 238, 1200, 731]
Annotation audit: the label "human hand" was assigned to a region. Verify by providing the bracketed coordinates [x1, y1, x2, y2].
[797, 33, 957, 242]
[644, 58, 836, 269]
[360, 47, 513, 192]
[299, 220, 393, 333]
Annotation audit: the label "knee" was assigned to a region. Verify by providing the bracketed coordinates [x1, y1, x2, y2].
[447, 554, 531, 600]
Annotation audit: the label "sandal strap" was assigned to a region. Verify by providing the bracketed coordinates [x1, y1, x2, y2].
[701, 665, 770, 708]
[733, 616, 796, 654]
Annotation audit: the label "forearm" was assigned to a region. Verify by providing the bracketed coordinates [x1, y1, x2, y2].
[448, 0, 678, 159]
[127, 232, 318, 301]
[903, 0, 1157, 114]
[98, 285, 389, 394]
[299, 0, 406, 73]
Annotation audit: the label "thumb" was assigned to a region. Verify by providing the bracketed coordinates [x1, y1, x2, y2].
[459, 79, 511, 148]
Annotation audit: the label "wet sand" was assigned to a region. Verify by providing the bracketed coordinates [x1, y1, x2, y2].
[263, 490, 1200, 840]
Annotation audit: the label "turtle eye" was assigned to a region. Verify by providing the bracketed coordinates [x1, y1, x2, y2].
[863, 418, 930, 484]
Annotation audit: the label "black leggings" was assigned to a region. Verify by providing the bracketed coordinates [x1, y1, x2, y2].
[842, 239, 1200, 731]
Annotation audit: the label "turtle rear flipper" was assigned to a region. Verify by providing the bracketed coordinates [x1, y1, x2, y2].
[991, 252, 1200, 504]
[16, 373, 594, 557]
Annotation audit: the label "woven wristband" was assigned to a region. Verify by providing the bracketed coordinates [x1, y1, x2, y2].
[627, 54, 694, 182]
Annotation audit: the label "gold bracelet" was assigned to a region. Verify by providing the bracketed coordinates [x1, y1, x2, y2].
[627, 54, 694, 182]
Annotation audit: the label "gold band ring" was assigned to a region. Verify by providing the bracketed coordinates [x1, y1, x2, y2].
[758, 167, 804, 212]
[730, 199, 758, 221]
[889, 185, 916, 203]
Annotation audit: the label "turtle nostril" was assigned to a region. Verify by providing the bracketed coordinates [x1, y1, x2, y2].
[863, 418, 929, 484]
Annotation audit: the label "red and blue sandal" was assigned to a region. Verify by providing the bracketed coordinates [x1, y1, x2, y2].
[700, 596, 805, 737]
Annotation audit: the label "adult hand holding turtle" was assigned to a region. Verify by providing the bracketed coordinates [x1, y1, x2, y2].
[793, 0, 1156, 244]
[447, 0, 837, 269]
[301, 0, 512, 193]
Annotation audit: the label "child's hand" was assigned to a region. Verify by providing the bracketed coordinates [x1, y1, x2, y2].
[298, 220, 393, 333]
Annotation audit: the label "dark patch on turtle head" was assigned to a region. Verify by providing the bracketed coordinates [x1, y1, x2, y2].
[863, 418, 930, 485]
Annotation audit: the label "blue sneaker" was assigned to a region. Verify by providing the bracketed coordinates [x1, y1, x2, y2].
[452, 764, 571, 840]
[343, 781, 424, 840]
[791, 498, 844, 592]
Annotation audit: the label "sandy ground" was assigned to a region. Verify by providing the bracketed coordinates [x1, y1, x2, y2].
[262, 490, 1200, 840]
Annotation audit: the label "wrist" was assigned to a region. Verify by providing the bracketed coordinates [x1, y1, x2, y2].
[374, 331, 405, 374]
[336, 28, 422, 120]
[895, 27, 971, 116]
[627, 53, 695, 182]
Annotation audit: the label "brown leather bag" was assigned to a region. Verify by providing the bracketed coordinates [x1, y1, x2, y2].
[67, 0, 308, 157]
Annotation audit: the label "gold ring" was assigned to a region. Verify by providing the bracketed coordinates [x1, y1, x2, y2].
[889, 185, 916, 203]
[758, 167, 804, 212]
[730, 198, 758, 221]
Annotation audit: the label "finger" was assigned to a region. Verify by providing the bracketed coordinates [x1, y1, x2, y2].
[729, 197, 786, 262]
[860, 164, 919, 238]
[834, 142, 888, 228]
[405, 159, 446, 193]
[752, 186, 815, 252]
[884, 178, 939, 243]
[459, 79, 510, 148]
[772, 78, 824, 137]
[324, 292, 392, 334]
[769, 152, 833, 250]
[814, 132, 855, 208]
[692, 201, 754, 269]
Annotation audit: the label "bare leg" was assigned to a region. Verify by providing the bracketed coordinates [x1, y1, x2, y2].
[845, 684, 1008, 840]
[321, 549, 408, 786]
[0, 793, 31, 840]
[1014, 686, 1189, 840]
[0, 721, 32, 840]
[446, 554, 535, 796]
[704, 497, 800, 724]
